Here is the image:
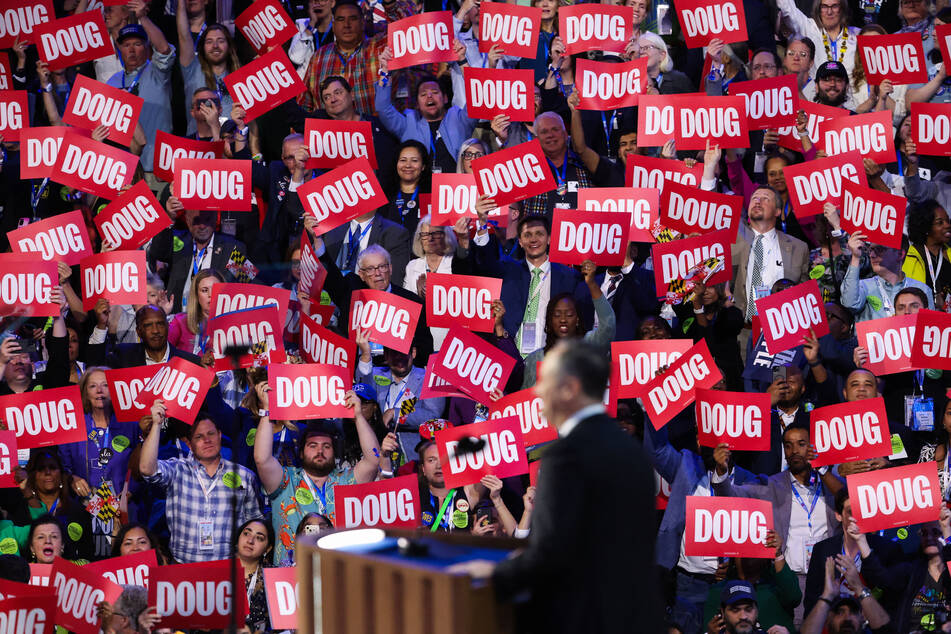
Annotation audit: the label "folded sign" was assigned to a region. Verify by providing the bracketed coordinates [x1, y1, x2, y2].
[848, 461, 940, 533]
[104, 365, 163, 423]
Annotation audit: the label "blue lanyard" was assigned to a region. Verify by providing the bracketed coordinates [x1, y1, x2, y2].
[396, 188, 419, 219]
[195, 23, 207, 50]
[315, 25, 331, 47]
[48, 498, 59, 515]
[192, 243, 210, 276]
[122, 61, 150, 92]
[553, 69, 571, 98]
[601, 111, 617, 151]
[547, 157, 568, 185]
[303, 474, 328, 509]
[896, 151, 904, 175]
[384, 380, 409, 411]
[345, 222, 373, 268]
[656, 72, 664, 89]
[336, 45, 360, 67]
[30, 178, 50, 212]
[791, 476, 822, 530]
[781, 201, 789, 233]
[429, 492, 454, 528]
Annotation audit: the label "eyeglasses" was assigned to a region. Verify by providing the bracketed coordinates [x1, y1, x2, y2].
[752, 63, 777, 72]
[360, 263, 390, 273]
[419, 231, 445, 239]
[820, 3, 840, 11]
[633, 44, 661, 55]
[786, 50, 811, 59]
[867, 245, 890, 256]
[462, 151, 484, 160]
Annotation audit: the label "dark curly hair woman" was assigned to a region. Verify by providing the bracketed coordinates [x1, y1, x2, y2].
[904, 199, 951, 308]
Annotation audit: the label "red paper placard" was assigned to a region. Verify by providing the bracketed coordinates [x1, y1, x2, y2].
[224, 46, 304, 122]
[576, 58, 647, 110]
[550, 209, 630, 266]
[94, 181, 171, 251]
[488, 388, 558, 447]
[174, 158, 252, 212]
[778, 100, 846, 152]
[911, 310, 951, 371]
[209, 282, 290, 328]
[140, 357, 214, 425]
[577, 187, 659, 242]
[62, 75, 143, 147]
[611, 339, 694, 399]
[857, 33, 928, 85]
[80, 251, 147, 311]
[337, 474, 421, 529]
[153, 131, 225, 184]
[0, 90, 27, 142]
[298, 157, 387, 234]
[783, 152, 867, 218]
[676, 0, 747, 48]
[150, 560, 248, 630]
[420, 352, 470, 400]
[478, 2, 540, 58]
[0, 57, 12, 90]
[911, 102, 951, 157]
[19, 127, 90, 179]
[0, 255, 59, 317]
[35, 11, 111, 72]
[0, 595, 53, 634]
[819, 110, 895, 166]
[684, 496, 774, 558]
[303, 119, 377, 170]
[437, 326, 517, 405]
[729, 75, 798, 131]
[298, 235, 327, 300]
[52, 557, 123, 634]
[84, 550, 157, 588]
[642, 339, 722, 429]
[938, 24, 951, 74]
[235, 0, 296, 53]
[0, 431, 17, 488]
[52, 130, 136, 200]
[435, 417, 528, 488]
[651, 230, 733, 293]
[29, 564, 52, 586]
[268, 362, 352, 420]
[841, 182, 905, 249]
[104, 365, 163, 423]
[637, 95, 749, 150]
[559, 4, 632, 55]
[0, 0, 53, 48]
[348, 289, 422, 354]
[856, 313, 917, 376]
[0, 385, 85, 450]
[660, 181, 741, 240]
[810, 398, 892, 467]
[626, 154, 704, 191]
[431, 173, 510, 227]
[471, 139, 555, 208]
[9, 210, 92, 266]
[387, 12, 455, 69]
[263, 568, 297, 631]
[208, 304, 287, 372]
[755, 279, 829, 354]
[695, 388, 771, 451]
[426, 273, 501, 332]
[300, 312, 356, 374]
[0, 579, 52, 599]
[848, 462, 941, 533]
[464, 67, 535, 122]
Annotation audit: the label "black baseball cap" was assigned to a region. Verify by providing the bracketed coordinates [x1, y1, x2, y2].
[720, 580, 757, 606]
[117, 24, 148, 44]
[816, 60, 848, 80]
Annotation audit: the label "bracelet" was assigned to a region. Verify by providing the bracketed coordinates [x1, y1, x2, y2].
[258, 409, 269, 417]
[380, 469, 393, 477]
[818, 597, 834, 606]
[857, 588, 872, 601]
[692, 306, 705, 315]
[808, 359, 822, 367]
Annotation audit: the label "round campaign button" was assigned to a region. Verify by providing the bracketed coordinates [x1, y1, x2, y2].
[68, 522, 83, 541]
[223, 472, 242, 489]
[246, 428, 257, 446]
[296, 487, 314, 506]
[867, 295, 883, 311]
[421, 511, 434, 526]
[0, 537, 17, 554]
[112, 435, 130, 452]
[455, 499, 470, 513]
[809, 265, 826, 280]
[451, 510, 469, 529]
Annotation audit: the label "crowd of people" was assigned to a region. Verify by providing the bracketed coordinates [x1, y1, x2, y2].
[1, 0, 951, 632]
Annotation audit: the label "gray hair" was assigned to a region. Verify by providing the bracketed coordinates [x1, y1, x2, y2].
[114, 585, 148, 633]
[356, 244, 391, 270]
[534, 111, 565, 132]
[639, 32, 672, 72]
[412, 214, 458, 258]
[145, 272, 164, 291]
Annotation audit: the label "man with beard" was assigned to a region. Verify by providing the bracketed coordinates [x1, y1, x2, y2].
[253, 390, 382, 564]
[713, 424, 843, 626]
[801, 555, 894, 634]
[814, 61, 852, 111]
[176, 12, 239, 137]
[709, 581, 776, 634]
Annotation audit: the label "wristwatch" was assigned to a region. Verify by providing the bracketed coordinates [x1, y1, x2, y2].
[258, 409, 269, 417]
[857, 588, 873, 601]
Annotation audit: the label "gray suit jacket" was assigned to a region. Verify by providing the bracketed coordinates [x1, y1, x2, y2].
[732, 230, 810, 318]
[323, 214, 411, 287]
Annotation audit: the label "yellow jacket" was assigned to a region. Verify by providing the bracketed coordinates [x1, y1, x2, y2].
[903, 244, 951, 285]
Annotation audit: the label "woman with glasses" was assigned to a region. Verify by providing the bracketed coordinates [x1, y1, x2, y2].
[381, 141, 432, 236]
[626, 32, 694, 94]
[783, 36, 817, 96]
[776, 0, 859, 83]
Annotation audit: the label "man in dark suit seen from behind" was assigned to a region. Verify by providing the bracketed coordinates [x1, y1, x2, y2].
[449, 340, 662, 634]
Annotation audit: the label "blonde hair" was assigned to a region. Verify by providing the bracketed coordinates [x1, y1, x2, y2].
[186, 269, 224, 335]
[412, 214, 458, 258]
[639, 32, 672, 72]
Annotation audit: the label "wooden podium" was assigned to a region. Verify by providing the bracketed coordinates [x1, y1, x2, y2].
[296, 529, 519, 634]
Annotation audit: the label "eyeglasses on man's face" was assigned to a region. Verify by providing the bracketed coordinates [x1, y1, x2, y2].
[361, 263, 390, 273]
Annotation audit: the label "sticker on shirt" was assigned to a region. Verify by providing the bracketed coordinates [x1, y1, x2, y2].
[295, 486, 314, 506]
[223, 472, 242, 489]
[451, 510, 468, 529]
[867, 295, 883, 311]
[111, 435, 130, 452]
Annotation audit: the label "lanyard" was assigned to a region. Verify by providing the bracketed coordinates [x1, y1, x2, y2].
[430, 489, 456, 531]
[30, 178, 50, 212]
[347, 222, 373, 258]
[553, 69, 571, 98]
[246, 567, 259, 603]
[926, 247, 943, 296]
[275, 427, 287, 457]
[601, 111, 617, 151]
[192, 243, 210, 276]
[301, 472, 328, 509]
[384, 378, 409, 411]
[547, 157, 568, 185]
[874, 277, 894, 316]
[195, 464, 220, 507]
[195, 23, 207, 49]
[122, 61, 150, 92]
[336, 45, 360, 67]
[395, 188, 419, 219]
[896, 151, 904, 176]
[48, 497, 59, 515]
[780, 201, 790, 234]
[315, 25, 331, 47]
[791, 476, 822, 531]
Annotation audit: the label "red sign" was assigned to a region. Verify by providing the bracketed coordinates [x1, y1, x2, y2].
[611, 339, 694, 399]
[19, 127, 88, 179]
[0, 256, 58, 317]
[304, 119, 377, 170]
[695, 388, 770, 451]
[80, 251, 147, 311]
[938, 24, 951, 75]
[841, 182, 905, 249]
[478, 2, 540, 58]
[420, 353, 470, 400]
[848, 462, 941, 533]
[729, 75, 798, 131]
[348, 289, 422, 354]
[94, 181, 171, 251]
[84, 550, 157, 588]
[35, 11, 111, 72]
[0, 57, 11, 90]
[150, 560, 248, 630]
[856, 313, 917, 376]
[676, 0, 747, 47]
[637, 95, 749, 150]
[857, 33, 928, 85]
[0, 579, 52, 599]
[337, 474, 421, 529]
[578, 187, 659, 242]
[0, 431, 16, 488]
[224, 46, 304, 122]
[140, 357, 214, 425]
[52, 558, 122, 634]
[53, 130, 136, 200]
[235, 0, 295, 53]
[488, 388, 558, 447]
[298, 157, 387, 235]
[0, 0, 53, 48]
[660, 181, 741, 240]
[174, 158, 252, 212]
[208, 304, 287, 372]
[819, 110, 895, 166]
[559, 4, 631, 55]
[104, 365, 162, 423]
[209, 282, 290, 329]
[269, 362, 352, 420]
[778, 100, 845, 152]
[550, 209, 630, 266]
[298, 236, 327, 300]
[783, 152, 867, 218]
[626, 154, 703, 191]
[755, 279, 829, 354]
[62, 75, 142, 147]
[642, 339, 722, 429]
[652, 230, 733, 293]
[0, 595, 53, 634]
[471, 139, 555, 208]
[810, 398, 892, 467]
[0, 385, 85, 449]
[437, 326, 517, 405]
[426, 273, 500, 333]
[911, 102, 951, 157]
[300, 313, 356, 374]
[9, 210, 92, 266]
[153, 131, 224, 184]
[263, 568, 298, 631]
[911, 310, 951, 371]
[435, 417, 528, 488]
[29, 564, 51, 586]
[387, 12, 455, 69]
[684, 496, 774, 558]
[464, 67, 534, 122]
[431, 173, 510, 227]
[576, 58, 647, 110]
[0, 90, 27, 142]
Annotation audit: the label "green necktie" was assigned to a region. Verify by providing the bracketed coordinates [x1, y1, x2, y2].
[516, 267, 543, 353]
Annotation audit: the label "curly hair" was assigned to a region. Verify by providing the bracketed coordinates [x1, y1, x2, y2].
[907, 199, 946, 248]
[543, 292, 586, 353]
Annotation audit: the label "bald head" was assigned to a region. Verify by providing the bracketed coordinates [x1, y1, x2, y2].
[843, 369, 879, 402]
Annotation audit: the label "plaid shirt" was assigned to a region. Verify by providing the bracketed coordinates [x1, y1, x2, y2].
[144, 454, 261, 563]
[520, 151, 594, 218]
